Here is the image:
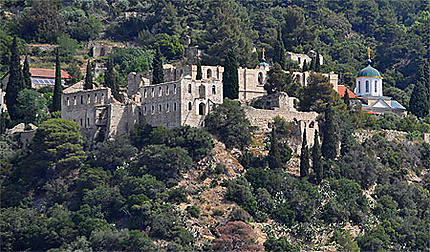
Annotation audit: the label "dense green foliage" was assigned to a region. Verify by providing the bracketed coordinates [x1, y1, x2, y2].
[409, 62, 430, 118]
[222, 50, 239, 99]
[264, 62, 300, 96]
[205, 99, 252, 149]
[152, 45, 164, 85]
[5, 37, 24, 121]
[84, 60, 93, 90]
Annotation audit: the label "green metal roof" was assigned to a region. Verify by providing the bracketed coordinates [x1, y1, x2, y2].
[358, 61, 381, 78]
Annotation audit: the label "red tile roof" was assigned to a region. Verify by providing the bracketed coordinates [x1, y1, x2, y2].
[30, 68, 71, 79]
[337, 85, 357, 99]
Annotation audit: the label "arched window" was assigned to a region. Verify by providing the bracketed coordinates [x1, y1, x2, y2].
[188, 84, 192, 94]
[198, 102, 206, 115]
[80, 118, 83, 126]
[174, 84, 177, 94]
[166, 103, 169, 112]
[207, 69, 212, 79]
[151, 88, 154, 97]
[258, 72, 263, 85]
[144, 106, 147, 114]
[174, 102, 177, 111]
[80, 96, 83, 104]
[87, 94, 90, 104]
[217, 68, 220, 79]
[159, 104, 162, 113]
[212, 85, 216, 95]
[358, 81, 361, 93]
[159, 87, 162, 96]
[374, 81, 377, 93]
[87, 118, 90, 126]
[166, 86, 169, 95]
[66, 97, 70, 106]
[298, 57, 301, 64]
[188, 102, 192, 111]
[151, 105, 154, 114]
[365, 81, 369, 93]
[199, 85, 206, 98]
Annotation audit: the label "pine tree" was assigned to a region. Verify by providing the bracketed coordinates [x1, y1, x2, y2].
[273, 26, 287, 69]
[409, 63, 430, 118]
[315, 52, 321, 72]
[223, 49, 239, 99]
[268, 124, 282, 170]
[5, 37, 25, 121]
[300, 129, 310, 178]
[152, 45, 164, 84]
[84, 59, 93, 90]
[196, 58, 202, 80]
[52, 49, 62, 112]
[312, 130, 323, 184]
[105, 58, 120, 101]
[321, 104, 338, 160]
[23, 55, 32, 89]
[343, 89, 350, 108]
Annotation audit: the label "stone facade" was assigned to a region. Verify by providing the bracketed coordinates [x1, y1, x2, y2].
[62, 74, 223, 139]
[286, 51, 323, 68]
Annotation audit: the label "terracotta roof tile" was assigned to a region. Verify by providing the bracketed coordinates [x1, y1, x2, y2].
[337, 85, 357, 99]
[30, 68, 71, 79]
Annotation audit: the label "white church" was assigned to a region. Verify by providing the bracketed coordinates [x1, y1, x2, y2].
[354, 51, 406, 115]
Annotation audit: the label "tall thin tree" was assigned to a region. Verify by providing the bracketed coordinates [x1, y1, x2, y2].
[105, 58, 121, 101]
[152, 45, 164, 84]
[84, 59, 93, 90]
[343, 89, 350, 108]
[5, 37, 25, 121]
[300, 129, 310, 178]
[52, 49, 62, 112]
[196, 58, 202, 80]
[409, 63, 430, 118]
[223, 49, 239, 99]
[312, 130, 323, 184]
[321, 104, 338, 160]
[273, 26, 287, 69]
[315, 51, 321, 72]
[268, 124, 282, 170]
[23, 55, 32, 89]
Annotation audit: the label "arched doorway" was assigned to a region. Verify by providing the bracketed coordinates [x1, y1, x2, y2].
[198, 102, 206, 115]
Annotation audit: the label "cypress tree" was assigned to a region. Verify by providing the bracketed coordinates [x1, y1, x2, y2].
[321, 104, 338, 160]
[343, 89, 350, 108]
[52, 49, 62, 112]
[312, 130, 323, 184]
[0, 111, 9, 134]
[196, 58, 202, 80]
[5, 37, 25, 121]
[302, 59, 308, 72]
[300, 129, 310, 178]
[315, 52, 321, 72]
[152, 45, 164, 84]
[223, 49, 239, 99]
[268, 124, 282, 170]
[23, 55, 32, 89]
[310, 57, 315, 72]
[273, 26, 287, 69]
[84, 60, 93, 90]
[409, 64, 430, 118]
[105, 58, 121, 101]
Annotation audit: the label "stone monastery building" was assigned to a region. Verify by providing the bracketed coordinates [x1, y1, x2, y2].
[62, 53, 336, 143]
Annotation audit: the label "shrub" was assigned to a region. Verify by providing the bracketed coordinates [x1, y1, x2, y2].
[186, 206, 200, 218]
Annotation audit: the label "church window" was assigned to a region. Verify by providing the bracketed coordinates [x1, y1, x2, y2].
[374, 81, 377, 92]
[207, 69, 212, 79]
[174, 84, 177, 94]
[188, 102, 192, 111]
[159, 104, 162, 113]
[166, 103, 169, 112]
[217, 68, 220, 79]
[174, 102, 177, 111]
[80, 118, 83, 126]
[151, 88, 154, 97]
[151, 105, 154, 114]
[258, 72, 263, 85]
[298, 57, 301, 64]
[198, 102, 206, 115]
[80, 96, 83, 104]
[188, 84, 192, 94]
[88, 94, 90, 104]
[144, 90, 147, 98]
[212, 85, 216, 94]
[166, 86, 169, 95]
[366, 81, 369, 93]
[144, 106, 147, 114]
[87, 118, 90, 126]
[159, 87, 162, 96]
[358, 82, 361, 93]
[74, 96, 77, 105]
[101, 93, 104, 103]
[66, 97, 70, 106]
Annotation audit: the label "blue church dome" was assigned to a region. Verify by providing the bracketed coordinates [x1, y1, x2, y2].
[358, 60, 381, 78]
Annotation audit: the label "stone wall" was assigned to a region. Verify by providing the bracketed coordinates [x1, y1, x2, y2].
[238, 67, 267, 102]
[244, 106, 319, 154]
[354, 129, 408, 143]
